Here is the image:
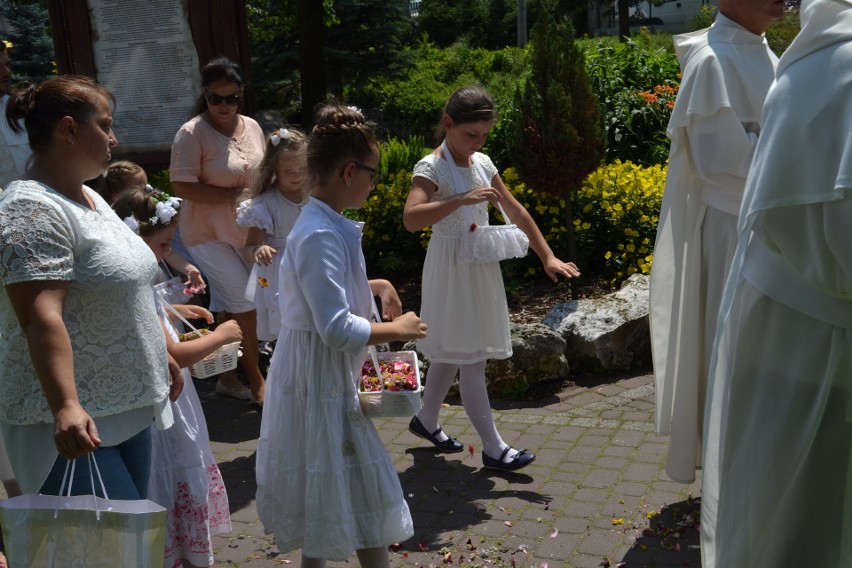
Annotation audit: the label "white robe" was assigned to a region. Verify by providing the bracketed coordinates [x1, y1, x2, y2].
[649, 13, 778, 483]
[701, 1, 852, 565]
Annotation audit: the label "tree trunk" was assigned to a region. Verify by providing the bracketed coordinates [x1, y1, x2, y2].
[297, 0, 326, 127]
[617, 0, 630, 42]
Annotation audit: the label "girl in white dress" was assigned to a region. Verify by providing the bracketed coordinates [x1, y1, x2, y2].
[256, 103, 428, 568]
[403, 86, 580, 472]
[113, 187, 237, 568]
[237, 127, 308, 342]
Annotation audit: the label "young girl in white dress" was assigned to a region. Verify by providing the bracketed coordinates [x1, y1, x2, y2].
[237, 127, 308, 342]
[256, 103, 428, 568]
[403, 85, 581, 472]
[113, 187, 238, 568]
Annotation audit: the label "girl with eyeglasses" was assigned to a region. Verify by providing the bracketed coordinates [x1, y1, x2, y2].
[236, 127, 309, 346]
[170, 56, 267, 406]
[256, 102, 426, 568]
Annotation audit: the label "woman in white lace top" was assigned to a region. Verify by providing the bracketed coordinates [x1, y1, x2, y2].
[0, 76, 181, 498]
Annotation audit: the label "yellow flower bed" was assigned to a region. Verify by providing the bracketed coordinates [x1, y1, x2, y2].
[572, 160, 666, 284]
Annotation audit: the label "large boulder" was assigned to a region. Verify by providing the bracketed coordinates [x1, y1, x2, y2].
[485, 323, 569, 397]
[405, 322, 568, 398]
[543, 273, 651, 373]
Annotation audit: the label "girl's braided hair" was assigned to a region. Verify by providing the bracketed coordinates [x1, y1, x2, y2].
[307, 102, 377, 184]
[98, 160, 145, 203]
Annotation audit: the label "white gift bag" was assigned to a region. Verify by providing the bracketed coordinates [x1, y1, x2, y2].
[0, 455, 167, 568]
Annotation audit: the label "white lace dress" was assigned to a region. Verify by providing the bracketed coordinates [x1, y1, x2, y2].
[236, 190, 306, 341]
[256, 198, 413, 561]
[148, 309, 231, 568]
[413, 152, 512, 363]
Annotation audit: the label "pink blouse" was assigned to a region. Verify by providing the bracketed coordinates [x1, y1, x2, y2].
[170, 114, 265, 248]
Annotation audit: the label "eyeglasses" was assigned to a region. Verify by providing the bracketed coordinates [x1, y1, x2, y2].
[205, 92, 241, 106]
[354, 162, 382, 186]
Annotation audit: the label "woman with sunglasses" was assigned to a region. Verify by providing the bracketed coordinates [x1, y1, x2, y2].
[170, 57, 267, 405]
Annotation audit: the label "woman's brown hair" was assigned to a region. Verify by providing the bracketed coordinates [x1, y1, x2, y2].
[5, 75, 114, 155]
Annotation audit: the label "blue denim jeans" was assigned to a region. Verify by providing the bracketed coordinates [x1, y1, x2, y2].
[39, 426, 152, 500]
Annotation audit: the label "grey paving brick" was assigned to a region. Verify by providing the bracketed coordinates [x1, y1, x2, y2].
[159, 372, 710, 567]
[577, 529, 623, 556]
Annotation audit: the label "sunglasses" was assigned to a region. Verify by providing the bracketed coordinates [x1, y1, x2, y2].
[205, 92, 241, 106]
[354, 162, 382, 186]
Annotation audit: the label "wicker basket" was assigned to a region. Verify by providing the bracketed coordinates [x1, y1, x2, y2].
[180, 330, 241, 379]
[160, 299, 241, 379]
[358, 350, 423, 418]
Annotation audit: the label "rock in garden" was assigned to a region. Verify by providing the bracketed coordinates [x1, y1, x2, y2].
[404, 322, 568, 398]
[485, 323, 569, 397]
[543, 273, 651, 373]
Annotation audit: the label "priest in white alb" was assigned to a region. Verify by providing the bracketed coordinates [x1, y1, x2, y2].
[649, 0, 782, 484]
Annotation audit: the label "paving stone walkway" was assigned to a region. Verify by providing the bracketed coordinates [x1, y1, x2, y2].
[202, 374, 703, 567]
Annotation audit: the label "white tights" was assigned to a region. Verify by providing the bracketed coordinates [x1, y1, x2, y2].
[301, 547, 389, 568]
[417, 361, 518, 461]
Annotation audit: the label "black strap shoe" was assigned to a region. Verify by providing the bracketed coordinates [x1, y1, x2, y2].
[408, 416, 464, 453]
[482, 447, 536, 471]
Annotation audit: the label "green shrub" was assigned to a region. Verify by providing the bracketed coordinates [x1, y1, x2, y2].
[687, 4, 717, 31]
[347, 170, 430, 278]
[499, 168, 571, 279]
[766, 11, 800, 56]
[147, 169, 173, 195]
[379, 136, 428, 177]
[572, 160, 666, 284]
[585, 36, 680, 166]
[360, 37, 527, 140]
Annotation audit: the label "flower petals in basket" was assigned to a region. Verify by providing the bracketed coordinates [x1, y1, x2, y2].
[358, 350, 423, 418]
[171, 322, 239, 379]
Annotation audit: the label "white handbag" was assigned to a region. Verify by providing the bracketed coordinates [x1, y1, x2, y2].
[442, 141, 529, 264]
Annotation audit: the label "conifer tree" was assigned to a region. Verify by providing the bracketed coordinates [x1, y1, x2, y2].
[510, 7, 604, 294]
[2, 0, 55, 83]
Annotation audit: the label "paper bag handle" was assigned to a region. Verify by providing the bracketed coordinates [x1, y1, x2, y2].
[54, 453, 109, 520]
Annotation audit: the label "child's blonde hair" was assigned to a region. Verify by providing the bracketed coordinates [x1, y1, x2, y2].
[99, 160, 146, 203]
[112, 184, 182, 237]
[245, 127, 308, 200]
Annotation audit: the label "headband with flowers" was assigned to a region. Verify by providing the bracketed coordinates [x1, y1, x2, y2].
[270, 128, 290, 147]
[123, 185, 182, 234]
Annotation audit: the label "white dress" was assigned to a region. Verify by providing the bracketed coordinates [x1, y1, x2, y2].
[236, 190, 306, 341]
[702, 6, 852, 565]
[649, 13, 778, 483]
[148, 312, 231, 568]
[414, 152, 512, 364]
[256, 198, 413, 561]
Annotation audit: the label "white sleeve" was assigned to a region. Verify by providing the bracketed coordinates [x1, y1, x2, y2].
[293, 229, 371, 354]
[687, 107, 759, 188]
